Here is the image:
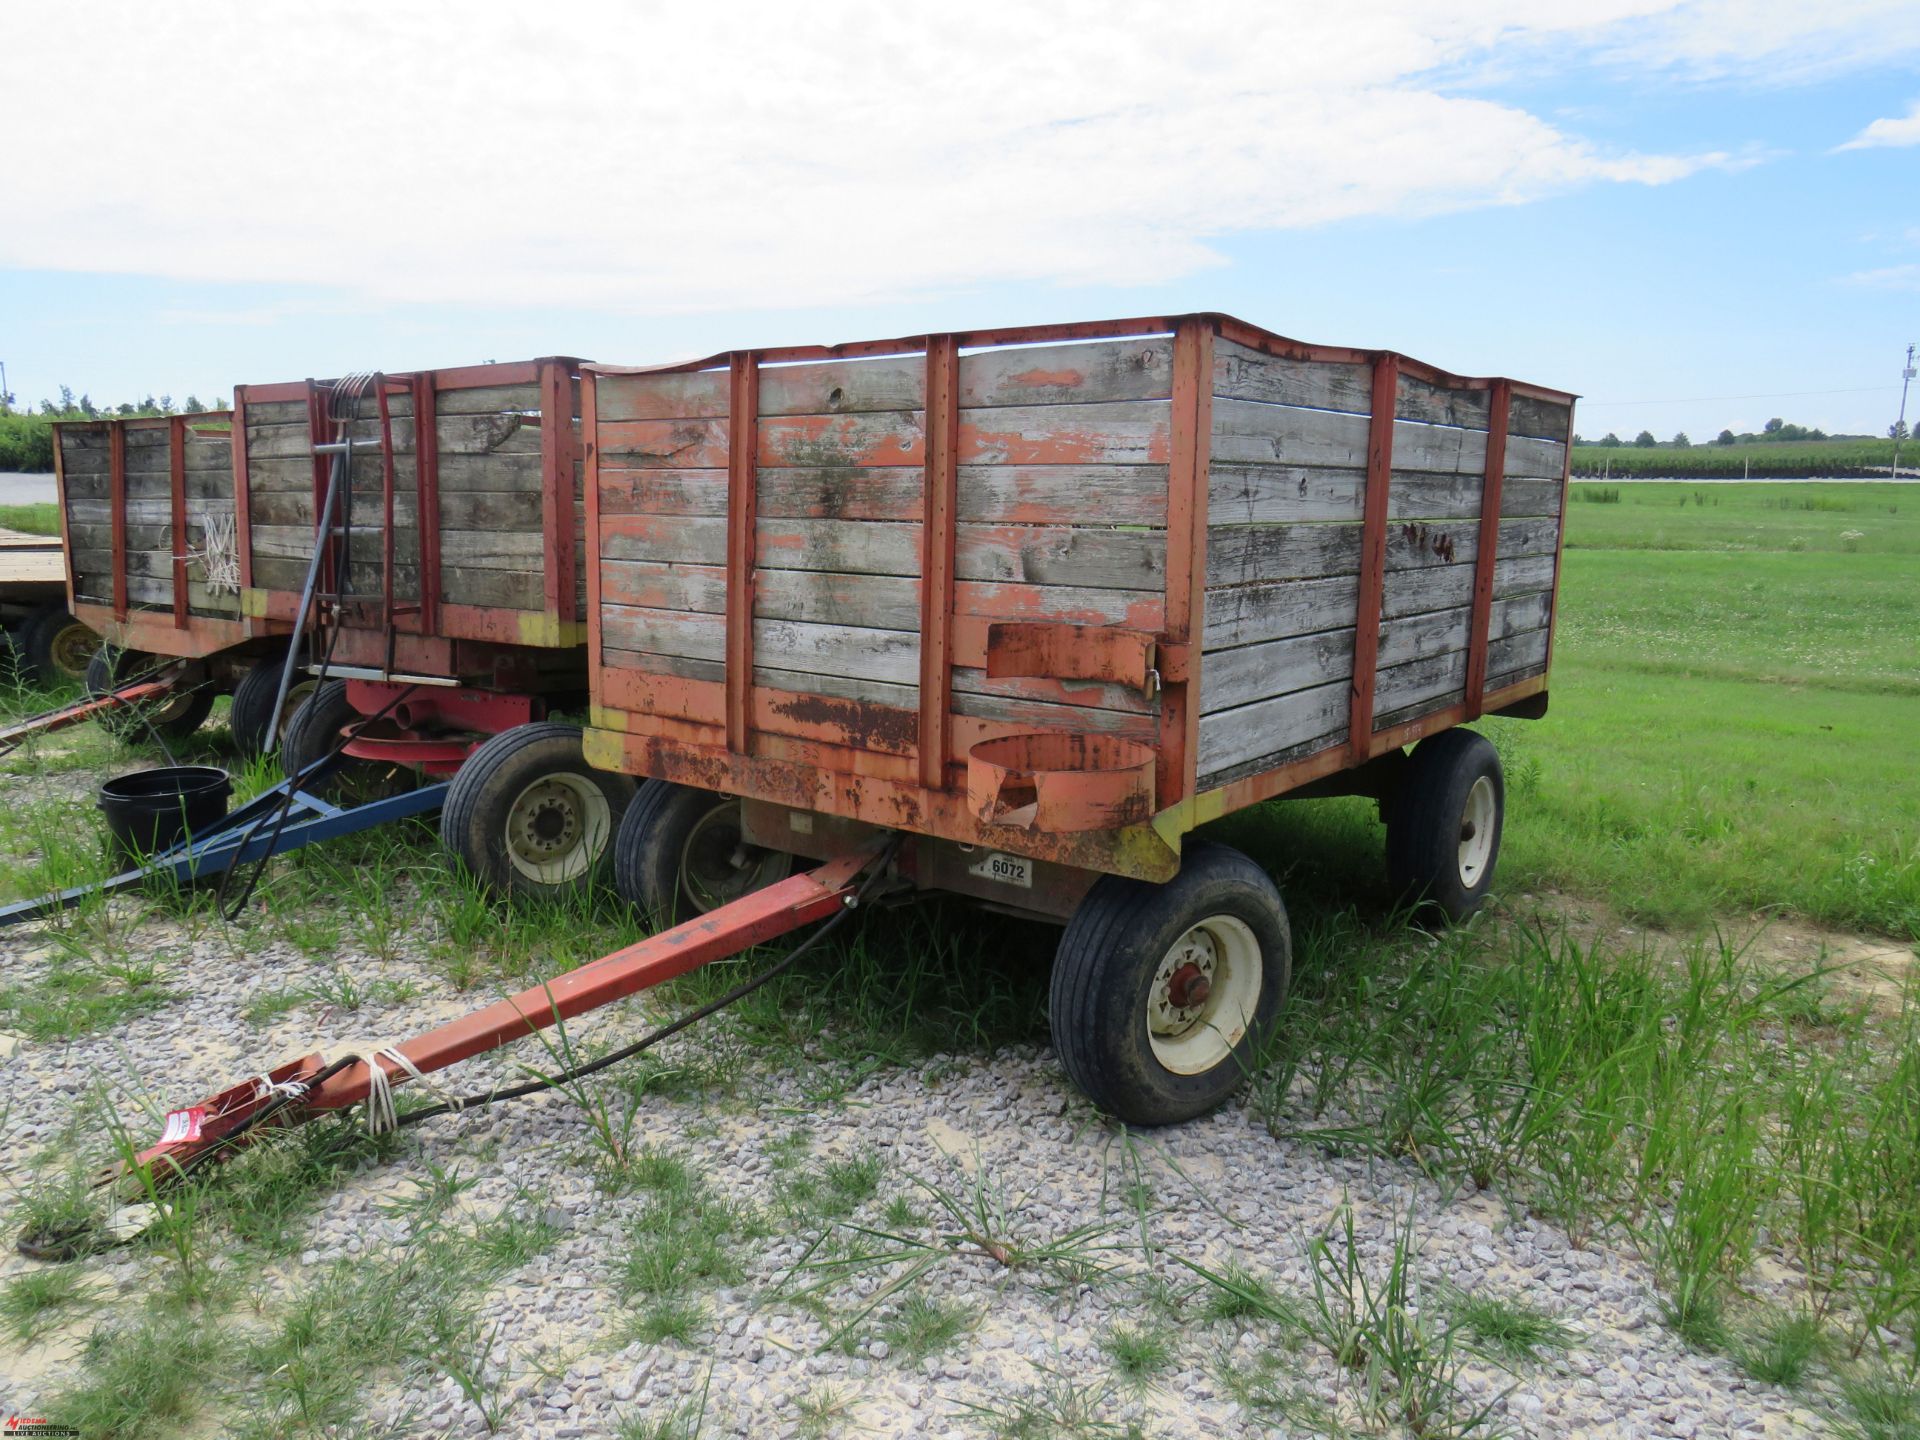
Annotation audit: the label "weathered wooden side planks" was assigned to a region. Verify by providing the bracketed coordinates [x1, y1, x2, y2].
[593, 337, 1178, 767]
[59, 420, 242, 620]
[1194, 338, 1568, 786]
[238, 367, 587, 634]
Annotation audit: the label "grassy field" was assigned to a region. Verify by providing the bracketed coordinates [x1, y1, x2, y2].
[0, 482, 1917, 1435]
[1208, 481, 1920, 939]
[1572, 438, 1901, 478]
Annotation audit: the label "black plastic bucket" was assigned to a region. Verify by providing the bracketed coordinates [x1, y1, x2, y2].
[97, 766, 232, 862]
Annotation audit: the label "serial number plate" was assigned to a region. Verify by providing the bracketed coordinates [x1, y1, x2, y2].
[968, 852, 1033, 889]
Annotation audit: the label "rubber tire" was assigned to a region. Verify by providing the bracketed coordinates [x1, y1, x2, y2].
[1049, 841, 1291, 1128]
[84, 647, 216, 742]
[280, 678, 413, 802]
[1385, 727, 1505, 924]
[227, 652, 316, 759]
[20, 603, 98, 686]
[439, 722, 636, 900]
[611, 779, 792, 924]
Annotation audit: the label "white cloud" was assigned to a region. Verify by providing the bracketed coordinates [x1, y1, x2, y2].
[1843, 263, 1920, 290]
[1839, 99, 1920, 150]
[0, 1, 1898, 314]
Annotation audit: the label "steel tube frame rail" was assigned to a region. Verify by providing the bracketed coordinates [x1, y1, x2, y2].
[123, 846, 881, 1180]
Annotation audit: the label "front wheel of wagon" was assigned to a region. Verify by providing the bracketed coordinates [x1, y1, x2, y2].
[85, 646, 216, 742]
[1385, 727, 1505, 923]
[612, 779, 794, 924]
[227, 651, 317, 758]
[1050, 841, 1290, 1127]
[441, 722, 637, 900]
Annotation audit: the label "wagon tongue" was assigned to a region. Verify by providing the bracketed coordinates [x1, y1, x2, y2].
[19, 844, 891, 1257]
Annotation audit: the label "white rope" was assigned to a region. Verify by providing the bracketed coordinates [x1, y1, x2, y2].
[189, 511, 242, 594]
[356, 1046, 469, 1135]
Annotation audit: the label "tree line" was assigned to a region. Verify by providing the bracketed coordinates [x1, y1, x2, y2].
[1574, 417, 1905, 448]
[0, 389, 230, 471]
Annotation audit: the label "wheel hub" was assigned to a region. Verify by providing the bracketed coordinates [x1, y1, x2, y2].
[1457, 774, 1497, 887]
[49, 622, 97, 679]
[503, 772, 611, 885]
[679, 800, 791, 912]
[1145, 915, 1262, 1075]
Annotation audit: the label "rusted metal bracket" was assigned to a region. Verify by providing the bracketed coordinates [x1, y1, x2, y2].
[983, 621, 1165, 694]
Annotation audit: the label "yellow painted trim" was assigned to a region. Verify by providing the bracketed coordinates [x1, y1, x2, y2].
[581, 727, 626, 773]
[513, 613, 588, 647]
[241, 587, 270, 618]
[588, 705, 629, 732]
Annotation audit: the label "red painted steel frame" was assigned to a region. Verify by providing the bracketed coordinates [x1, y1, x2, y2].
[724, 354, 760, 754]
[168, 416, 189, 629]
[108, 422, 128, 620]
[242, 361, 583, 658]
[1160, 318, 1213, 808]
[129, 848, 880, 1178]
[917, 335, 960, 791]
[53, 412, 278, 662]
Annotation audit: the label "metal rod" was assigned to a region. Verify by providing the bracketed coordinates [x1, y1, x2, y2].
[264, 451, 347, 744]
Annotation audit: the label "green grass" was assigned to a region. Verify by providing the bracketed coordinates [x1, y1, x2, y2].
[0, 1265, 95, 1342]
[1443, 1286, 1577, 1364]
[0, 501, 61, 535]
[1212, 480, 1920, 938]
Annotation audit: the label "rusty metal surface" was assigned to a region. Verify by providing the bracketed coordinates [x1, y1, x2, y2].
[724, 354, 759, 754]
[966, 732, 1158, 832]
[917, 334, 960, 791]
[984, 621, 1158, 691]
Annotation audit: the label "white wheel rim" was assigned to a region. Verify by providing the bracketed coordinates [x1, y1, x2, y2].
[504, 772, 611, 885]
[1458, 774, 1496, 888]
[1146, 914, 1262, 1075]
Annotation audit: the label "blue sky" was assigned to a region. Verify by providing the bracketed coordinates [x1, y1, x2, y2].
[2, 2, 1916, 441]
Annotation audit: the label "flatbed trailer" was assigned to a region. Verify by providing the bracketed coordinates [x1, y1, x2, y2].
[233, 360, 633, 899]
[0, 527, 98, 685]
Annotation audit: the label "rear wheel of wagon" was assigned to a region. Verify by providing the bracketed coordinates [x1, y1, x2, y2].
[85, 646, 216, 742]
[280, 679, 415, 803]
[612, 779, 793, 924]
[1385, 727, 1504, 923]
[440, 722, 636, 900]
[1050, 841, 1290, 1127]
[227, 652, 317, 758]
[21, 603, 99, 686]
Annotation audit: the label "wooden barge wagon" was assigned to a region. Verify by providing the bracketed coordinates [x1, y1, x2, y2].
[572, 312, 1574, 1123]
[233, 359, 633, 898]
[53, 412, 293, 743]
